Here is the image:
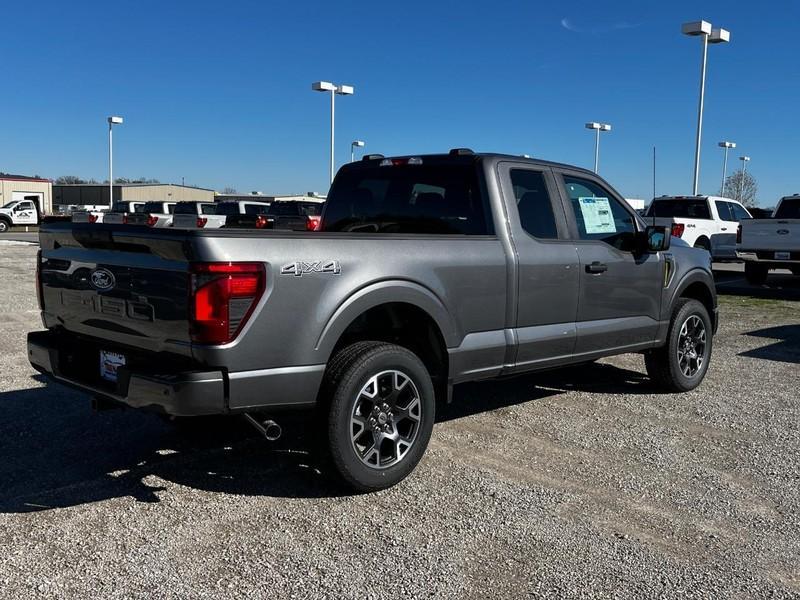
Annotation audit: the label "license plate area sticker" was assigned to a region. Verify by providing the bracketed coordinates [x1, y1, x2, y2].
[100, 350, 126, 382]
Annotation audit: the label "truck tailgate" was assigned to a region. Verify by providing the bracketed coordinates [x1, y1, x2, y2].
[741, 219, 800, 252]
[39, 223, 193, 356]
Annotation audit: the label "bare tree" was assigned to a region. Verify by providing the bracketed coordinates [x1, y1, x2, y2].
[55, 175, 87, 184]
[222, 186, 238, 194]
[722, 169, 757, 207]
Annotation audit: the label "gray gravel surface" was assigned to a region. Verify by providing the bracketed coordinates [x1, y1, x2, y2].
[0, 244, 798, 598]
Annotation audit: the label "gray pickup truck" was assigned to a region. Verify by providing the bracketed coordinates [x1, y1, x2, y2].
[28, 150, 718, 491]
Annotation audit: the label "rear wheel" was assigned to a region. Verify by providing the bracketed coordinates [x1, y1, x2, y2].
[744, 263, 769, 285]
[645, 299, 712, 392]
[323, 342, 435, 492]
[693, 237, 711, 252]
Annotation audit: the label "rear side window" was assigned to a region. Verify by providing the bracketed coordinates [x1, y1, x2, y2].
[509, 169, 558, 239]
[774, 199, 800, 219]
[323, 163, 491, 234]
[200, 204, 217, 215]
[647, 199, 711, 219]
[143, 202, 167, 213]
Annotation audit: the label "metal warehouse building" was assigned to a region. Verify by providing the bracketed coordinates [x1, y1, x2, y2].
[0, 174, 53, 214]
[53, 183, 215, 210]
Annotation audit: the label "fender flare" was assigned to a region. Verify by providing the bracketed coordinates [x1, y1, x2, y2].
[314, 279, 460, 361]
[668, 267, 718, 329]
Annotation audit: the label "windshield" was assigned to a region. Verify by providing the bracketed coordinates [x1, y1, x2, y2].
[647, 199, 711, 219]
[775, 199, 800, 219]
[2, 201, 17, 209]
[323, 163, 491, 234]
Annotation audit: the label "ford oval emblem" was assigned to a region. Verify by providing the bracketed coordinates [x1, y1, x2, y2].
[777, 229, 790, 235]
[90, 268, 115, 291]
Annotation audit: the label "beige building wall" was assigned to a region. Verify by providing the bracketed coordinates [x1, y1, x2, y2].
[120, 185, 214, 203]
[0, 179, 53, 214]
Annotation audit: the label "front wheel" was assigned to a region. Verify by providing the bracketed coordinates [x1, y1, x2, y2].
[0, 220, 9, 233]
[324, 342, 435, 492]
[645, 298, 712, 392]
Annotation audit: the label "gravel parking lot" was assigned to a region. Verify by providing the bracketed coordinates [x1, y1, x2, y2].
[0, 241, 798, 598]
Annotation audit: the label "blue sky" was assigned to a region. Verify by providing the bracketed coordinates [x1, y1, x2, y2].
[1, 0, 798, 206]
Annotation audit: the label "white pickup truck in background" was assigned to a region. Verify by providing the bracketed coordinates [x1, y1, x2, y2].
[102, 201, 146, 225]
[0, 198, 40, 232]
[125, 201, 177, 227]
[646, 195, 752, 260]
[737, 194, 800, 284]
[170, 201, 227, 229]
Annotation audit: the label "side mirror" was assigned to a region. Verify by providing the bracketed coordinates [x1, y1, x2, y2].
[643, 225, 670, 252]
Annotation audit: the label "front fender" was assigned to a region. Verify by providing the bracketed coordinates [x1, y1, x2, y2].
[314, 279, 460, 361]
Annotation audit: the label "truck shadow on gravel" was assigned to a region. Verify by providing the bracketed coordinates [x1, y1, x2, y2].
[0, 363, 658, 512]
[739, 324, 800, 364]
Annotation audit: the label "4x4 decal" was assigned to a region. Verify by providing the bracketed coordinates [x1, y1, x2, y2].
[280, 260, 341, 277]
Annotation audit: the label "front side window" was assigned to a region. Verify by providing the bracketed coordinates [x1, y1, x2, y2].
[715, 201, 734, 221]
[323, 163, 491, 234]
[730, 203, 751, 221]
[563, 175, 636, 250]
[509, 169, 558, 239]
[15, 202, 35, 212]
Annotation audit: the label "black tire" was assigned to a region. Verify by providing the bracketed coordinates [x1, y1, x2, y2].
[645, 298, 712, 392]
[323, 342, 435, 492]
[744, 263, 769, 285]
[0, 219, 10, 233]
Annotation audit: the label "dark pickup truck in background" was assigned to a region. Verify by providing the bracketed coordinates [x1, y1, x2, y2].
[28, 150, 717, 491]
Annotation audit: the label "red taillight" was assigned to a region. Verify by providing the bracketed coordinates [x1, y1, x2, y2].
[736, 224, 742, 244]
[306, 215, 322, 231]
[146, 215, 159, 227]
[88, 214, 98, 224]
[196, 217, 207, 228]
[255, 215, 273, 229]
[189, 262, 265, 345]
[122, 214, 128, 225]
[35, 250, 43, 310]
[671, 223, 685, 238]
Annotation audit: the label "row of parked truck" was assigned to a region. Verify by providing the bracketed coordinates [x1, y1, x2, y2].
[70, 199, 324, 231]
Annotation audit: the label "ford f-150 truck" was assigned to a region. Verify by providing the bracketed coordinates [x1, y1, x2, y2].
[28, 150, 718, 491]
[646, 195, 751, 260]
[737, 194, 800, 283]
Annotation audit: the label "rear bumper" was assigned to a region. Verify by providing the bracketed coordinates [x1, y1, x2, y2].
[737, 250, 800, 265]
[27, 330, 324, 416]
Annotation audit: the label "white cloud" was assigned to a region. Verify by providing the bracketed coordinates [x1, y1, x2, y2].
[560, 17, 642, 34]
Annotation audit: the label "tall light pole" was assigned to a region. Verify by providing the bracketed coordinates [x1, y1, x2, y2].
[107, 116, 123, 208]
[350, 140, 365, 163]
[312, 81, 355, 184]
[738, 155, 751, 202]
[718, 141, 736, 195]
[585, 122, 611, 173]
[682, 20, 730, 195]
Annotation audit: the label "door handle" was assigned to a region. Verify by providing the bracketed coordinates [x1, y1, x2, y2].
[721, 227, 728, 231]
[585, 261, 608, 274]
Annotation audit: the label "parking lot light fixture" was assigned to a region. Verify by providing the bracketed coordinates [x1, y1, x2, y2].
[350, 140, 365, 163]
[738, 155, 751, 202]
[312, 81, 356, 184]
[107, 116, 124, 208]
[585, 122, 611, 173]
[718, 141, 736, 194]
[683, 20, 730, 196]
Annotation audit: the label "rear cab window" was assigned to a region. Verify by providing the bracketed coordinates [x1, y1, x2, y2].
[323, 159, 493, 234]
[775, 198, 800, 219]
[647, 198, 711, 219]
